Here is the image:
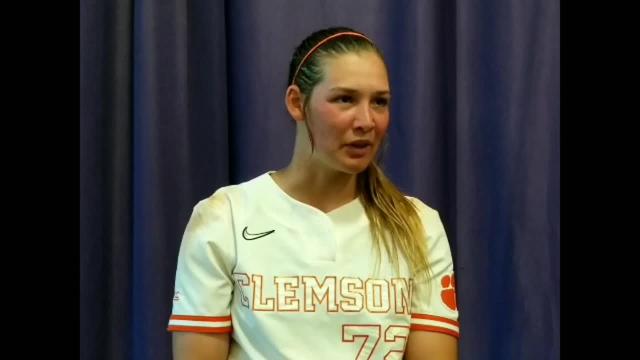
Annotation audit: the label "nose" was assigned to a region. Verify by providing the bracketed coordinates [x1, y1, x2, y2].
[353, 103, 375, 133]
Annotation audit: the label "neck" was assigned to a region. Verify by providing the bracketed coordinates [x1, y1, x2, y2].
[271, 162, 359, 213]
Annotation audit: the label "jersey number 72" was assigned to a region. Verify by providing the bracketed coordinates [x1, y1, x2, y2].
[342, 324, 409, 360]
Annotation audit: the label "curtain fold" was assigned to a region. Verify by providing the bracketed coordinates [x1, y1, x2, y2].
[80, 1, 559, 359]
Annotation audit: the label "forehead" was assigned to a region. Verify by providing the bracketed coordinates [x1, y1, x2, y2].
[318, 51, 389, 91]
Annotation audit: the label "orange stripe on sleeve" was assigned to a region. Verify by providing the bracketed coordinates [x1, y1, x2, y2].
[410, 324, 459, 338]
[411, 313, 459, 327]
[169, 315, 232, 322]
[167, 325, 232, 333]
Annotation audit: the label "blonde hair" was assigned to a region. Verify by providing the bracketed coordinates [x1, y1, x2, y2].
[358, 163, 431, 279]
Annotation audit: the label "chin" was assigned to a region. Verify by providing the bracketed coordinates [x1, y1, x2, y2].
[338, 158, 373, 175]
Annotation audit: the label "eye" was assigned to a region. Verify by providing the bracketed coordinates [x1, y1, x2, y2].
[334, 95, 354, 104]
[373, 97, 389, 107]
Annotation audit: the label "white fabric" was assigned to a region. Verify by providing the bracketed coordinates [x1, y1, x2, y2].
[169, 172, 459, 359]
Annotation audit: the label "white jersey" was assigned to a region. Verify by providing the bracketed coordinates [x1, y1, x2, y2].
[168, 172, 459, 359]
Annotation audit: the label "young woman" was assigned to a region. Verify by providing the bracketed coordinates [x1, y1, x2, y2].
[169, 27, 459, 359]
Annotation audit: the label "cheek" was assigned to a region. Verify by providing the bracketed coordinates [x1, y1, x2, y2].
[311, 104, 351, 138]
[375, 114, 390, 138]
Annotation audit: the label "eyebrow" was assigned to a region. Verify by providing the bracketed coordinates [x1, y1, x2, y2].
[328, 87, 391, 96]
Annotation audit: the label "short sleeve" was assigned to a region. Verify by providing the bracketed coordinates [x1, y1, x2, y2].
[407, 197, 460, 338]
[167, 190, 236, 333]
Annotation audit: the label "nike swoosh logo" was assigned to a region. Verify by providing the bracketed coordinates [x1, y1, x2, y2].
[242, 226, 275, 241]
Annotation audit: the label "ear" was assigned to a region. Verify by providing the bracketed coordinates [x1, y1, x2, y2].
[285, 85, 306, 122]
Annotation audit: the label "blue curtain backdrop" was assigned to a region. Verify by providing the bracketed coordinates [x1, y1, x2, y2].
[80, 0, 560, 359]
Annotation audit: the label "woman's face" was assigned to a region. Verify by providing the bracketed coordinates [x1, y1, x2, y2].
[305, 51, 391, 175]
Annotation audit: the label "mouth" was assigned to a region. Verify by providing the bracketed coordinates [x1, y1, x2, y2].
[345, 140, 373, 148]
[344, 140, 374, 157]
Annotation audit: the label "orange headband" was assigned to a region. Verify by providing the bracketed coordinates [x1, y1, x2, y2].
[290, 31, 373, 86]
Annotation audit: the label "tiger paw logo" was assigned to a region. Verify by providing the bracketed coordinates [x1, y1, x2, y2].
[440, 274, 457, 311]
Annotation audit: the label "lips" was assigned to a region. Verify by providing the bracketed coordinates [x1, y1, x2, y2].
[346, 140, 373, 147]
[344, 140, 373, 157]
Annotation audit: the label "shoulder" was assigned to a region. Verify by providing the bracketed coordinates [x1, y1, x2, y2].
[404, 196, 441, 222]
[192, 173, 269, 219]
[193, 185, 237, 218]
[403, 195, 449, 245]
